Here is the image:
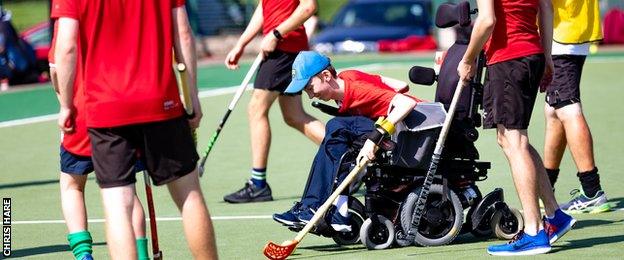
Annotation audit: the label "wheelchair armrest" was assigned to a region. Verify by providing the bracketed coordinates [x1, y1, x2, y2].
[311, 101, 348, 117]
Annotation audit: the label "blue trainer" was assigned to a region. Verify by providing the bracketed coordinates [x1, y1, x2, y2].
[298, 207, 352, 232]
[273, 202, 304, 226]
[545, 209, 577, 244]
[487, 230, 551, 256]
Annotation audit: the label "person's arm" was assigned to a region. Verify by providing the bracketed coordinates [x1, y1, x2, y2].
[225, 3, 264, 69]
[260, 0, 317, 55]
[538, 0, 554, 91]
[381, 76, 408, 92]
[303, 15, 319, 37]
[357, 94, 417, 161]
[457, 0, 496, 83]
[55, 17, 78, 133]
[172, 6, 202, 129]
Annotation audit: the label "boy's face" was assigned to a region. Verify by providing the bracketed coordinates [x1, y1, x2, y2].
[304, 70, 333, 101]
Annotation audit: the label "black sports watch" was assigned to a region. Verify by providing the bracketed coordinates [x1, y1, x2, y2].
[272, 29, 284, 40]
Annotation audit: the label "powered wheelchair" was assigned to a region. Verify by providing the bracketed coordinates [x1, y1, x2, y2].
[289, 1, 524, 249]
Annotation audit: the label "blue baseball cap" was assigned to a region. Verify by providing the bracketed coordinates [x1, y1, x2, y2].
[284, 51, 331, 94]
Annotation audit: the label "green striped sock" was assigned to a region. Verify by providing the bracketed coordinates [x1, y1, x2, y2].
[136, 237, 149, 260]
[67, 230, 93, 260]
[251, 168, 266, 188]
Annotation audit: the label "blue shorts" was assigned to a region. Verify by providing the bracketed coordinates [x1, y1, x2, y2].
[60, 146, 94, 175]
[60, 146, 146, 175]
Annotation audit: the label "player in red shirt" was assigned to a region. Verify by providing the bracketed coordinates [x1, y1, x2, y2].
[223, 0, 325, 203]
[49, 21, 150, 260]
[457, 0, 573, 256]
[272, 51, 420, 231]
[52, 0, 216, 258]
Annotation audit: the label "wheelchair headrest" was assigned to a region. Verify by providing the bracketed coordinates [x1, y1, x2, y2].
[435, 1, 472, 28]
[409, 66, 436, 86]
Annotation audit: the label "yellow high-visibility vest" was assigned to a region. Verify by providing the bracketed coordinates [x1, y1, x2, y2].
[553, 0, 603, 44]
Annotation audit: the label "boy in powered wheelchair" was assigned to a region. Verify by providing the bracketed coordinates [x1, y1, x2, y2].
[271, 40, 522, 250]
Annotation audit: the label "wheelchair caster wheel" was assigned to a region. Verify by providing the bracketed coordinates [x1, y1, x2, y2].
[491, 207, 524, 240]
[360, 215, 395, 250]
[332, 207, 365, 245]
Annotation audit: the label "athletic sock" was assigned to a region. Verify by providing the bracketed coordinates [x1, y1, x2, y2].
[250, 168, 267, 188]
[578, 167, 601, 198]
[67, 230, 93, 260]
[546, 168, 560, 188]
[333, 195, 349, 217]
[547, 209, 564, 221]
[136, 237, 149, 260]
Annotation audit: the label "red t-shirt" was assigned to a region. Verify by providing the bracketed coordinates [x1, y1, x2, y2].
[262, 0, 309, 53]
[49, 22, 91, 156]
[485, 0, 543, 65]
[337, 70, 422, 119]
[51, 0, 185, 128]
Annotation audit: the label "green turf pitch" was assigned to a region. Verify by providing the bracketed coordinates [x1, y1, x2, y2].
[0, 53, 623, 259]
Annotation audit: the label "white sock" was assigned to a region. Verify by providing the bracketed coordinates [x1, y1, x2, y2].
[333, 195, 349, 217]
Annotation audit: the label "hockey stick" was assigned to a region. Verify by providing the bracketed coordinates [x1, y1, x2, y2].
[198, 53, 263, 176]
[174, 61, 198, 145]
[263, 157, 370, 260]
[143, 171, 162, 260]
[399, 80, 465, 243]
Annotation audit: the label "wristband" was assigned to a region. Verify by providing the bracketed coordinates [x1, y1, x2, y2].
[272, 29, 284, 40]
[374, 117, 396, 135]
[366, 129, 384, 145]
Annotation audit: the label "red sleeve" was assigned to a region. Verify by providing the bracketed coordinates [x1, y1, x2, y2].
[173, 0, 185, 8]
[50, 0, 79, 19]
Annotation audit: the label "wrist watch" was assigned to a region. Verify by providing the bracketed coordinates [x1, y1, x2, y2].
[272, 29, 284, 40]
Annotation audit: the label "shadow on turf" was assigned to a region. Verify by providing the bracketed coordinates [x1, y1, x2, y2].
[0, 179, 58, 190]
[0, 177, 96, 190]
[551, 234, 624, 253]
[8, 242, 106, 258]
[289, 244, 365, 259]
[607, 197, 623, 209]
[574, 218, 624, 230]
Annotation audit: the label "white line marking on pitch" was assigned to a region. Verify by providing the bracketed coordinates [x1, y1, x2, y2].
[11, 206, 624, 225]
[12, 215, 273, 225]
[1, 57, 621, 129]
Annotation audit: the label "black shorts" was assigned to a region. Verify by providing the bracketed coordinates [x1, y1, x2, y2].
[59, 146, 146, 176]
[545, 55, 586, 109]
[483, 54, 545, 130]
[254, 50, 301, 94]
[88, 116, 198, 188]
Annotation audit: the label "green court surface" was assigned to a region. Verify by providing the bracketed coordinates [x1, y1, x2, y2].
[0, 53, 623, 259]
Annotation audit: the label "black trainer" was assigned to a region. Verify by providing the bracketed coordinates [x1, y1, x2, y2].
[223, 180, 273, 203]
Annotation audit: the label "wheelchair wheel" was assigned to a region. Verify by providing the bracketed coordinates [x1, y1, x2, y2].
[400, 184, 463, 246]
[491, 207, 524, 240]
[332, 198, 366, 245]
[360, 215, 395, 250]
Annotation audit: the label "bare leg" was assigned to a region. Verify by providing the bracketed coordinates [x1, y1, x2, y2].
[543, 104, 567, 170]
[529, 146, 559, 217]
[100, 184, 137, 260]
[60, 173, 89, 233]
[248, 89, 279, 169]
[496, 126, 542, 235]
[167, 170, 218, 260]
[131, 194, 146, 238]
[555, 103, 596, 172]
[278, 94, 325, 145]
